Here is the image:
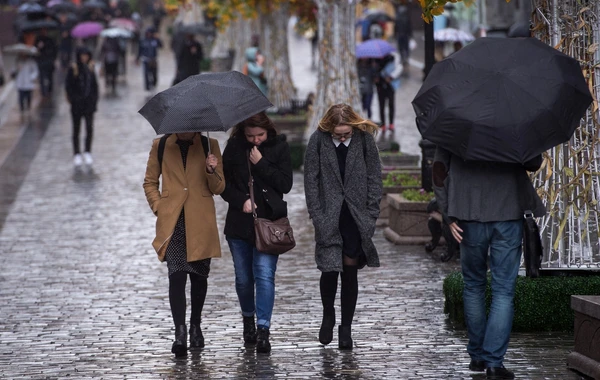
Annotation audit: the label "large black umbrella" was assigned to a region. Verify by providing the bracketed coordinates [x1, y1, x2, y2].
[139, 71, 273, 136]
[412, 37, 593, 164]
[18, 1, 46, 15]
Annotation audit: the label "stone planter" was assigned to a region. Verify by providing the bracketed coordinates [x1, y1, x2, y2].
[378, 186, 419, 227]
[380, 153, 420, 168]
[567, 295, 600, 379]
[270, 114, 308, 143]
[384, 193, 431, 245]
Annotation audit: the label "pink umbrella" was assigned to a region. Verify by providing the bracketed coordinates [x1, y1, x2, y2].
[71, 21, 104, 38]
[109, 18, 137, 32]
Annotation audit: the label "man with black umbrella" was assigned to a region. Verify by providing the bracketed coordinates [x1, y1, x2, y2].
[432, 150, 545, 379]
[172, 33, 203, 86]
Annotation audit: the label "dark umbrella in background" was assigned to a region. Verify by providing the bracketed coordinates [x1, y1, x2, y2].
[139, 71, 273, 150]
[412, 37, 593, 164]
[18, 18, 59, 33]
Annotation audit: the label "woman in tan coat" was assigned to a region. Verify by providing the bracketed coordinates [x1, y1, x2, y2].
[143, 132, 225, 357]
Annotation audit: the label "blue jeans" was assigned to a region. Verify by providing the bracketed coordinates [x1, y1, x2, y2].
[459, 220, 523, 368]
[227, 238, 279, 329]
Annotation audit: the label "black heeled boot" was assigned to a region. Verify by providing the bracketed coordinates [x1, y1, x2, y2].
[319, 311, 335, 345]
[256, 327, 271, 354]
[338, 325, 353, 350]
[171, 325, 187, 357]
[189, 324, 204, 349]
[243, 316, 257, 345]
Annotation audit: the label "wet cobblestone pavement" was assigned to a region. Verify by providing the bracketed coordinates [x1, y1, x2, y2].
[0, 45, 588, 379]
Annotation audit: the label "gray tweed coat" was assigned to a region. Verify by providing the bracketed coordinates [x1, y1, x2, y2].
[304, 129, 383, 272]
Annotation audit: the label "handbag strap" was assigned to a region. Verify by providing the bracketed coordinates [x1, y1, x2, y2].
[247, 150, 257, 219]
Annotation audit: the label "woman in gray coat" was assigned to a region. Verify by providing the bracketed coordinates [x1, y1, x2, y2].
[304, 104, 383, 350]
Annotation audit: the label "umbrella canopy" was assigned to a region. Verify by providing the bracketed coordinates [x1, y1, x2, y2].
[71, 21, 103, 38]
[18, 18, 59, 32]
[18, 1, 46, 14]
[109, 17, 137, 31]
[365, 11, 394, 23]
[356, 38, 396, 59]
[139, 71, 273, 135]
[82, 0, 107, 9]
[48, 0, 77, 14]
[412, 37, 593, 164]
[434, 27, 475, 42]
[3, 43, 39, 55]
[100, 27, 132, 38]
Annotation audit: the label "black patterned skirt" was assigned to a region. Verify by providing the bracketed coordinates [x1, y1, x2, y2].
[165, 208, 211, 278]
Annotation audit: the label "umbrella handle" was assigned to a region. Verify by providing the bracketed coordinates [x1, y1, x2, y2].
[206, 132, 211, 155]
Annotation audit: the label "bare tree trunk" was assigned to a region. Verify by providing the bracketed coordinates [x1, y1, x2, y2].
[305, 0, 361, 140]
[260, 3, 296, 109]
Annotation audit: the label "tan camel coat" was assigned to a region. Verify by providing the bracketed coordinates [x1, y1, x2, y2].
[143, 134, 225, 262]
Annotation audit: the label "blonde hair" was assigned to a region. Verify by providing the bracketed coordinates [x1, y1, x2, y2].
[318, 103, 379, 135]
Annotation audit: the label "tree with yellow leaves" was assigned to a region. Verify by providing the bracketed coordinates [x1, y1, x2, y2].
[418, 0, 511, 23]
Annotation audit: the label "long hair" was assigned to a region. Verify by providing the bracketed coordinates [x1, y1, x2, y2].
[318, 104, 379, 135]
[230, 111, 278, 140]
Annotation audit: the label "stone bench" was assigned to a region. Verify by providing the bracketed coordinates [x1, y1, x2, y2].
[567, 295, 600, 379]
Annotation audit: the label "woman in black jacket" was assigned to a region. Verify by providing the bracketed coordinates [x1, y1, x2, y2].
[221, 112, 292, 354]
[65, 47, 98, 167]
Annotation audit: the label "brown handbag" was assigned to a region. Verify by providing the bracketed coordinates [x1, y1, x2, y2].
[247, 153, 295, 255]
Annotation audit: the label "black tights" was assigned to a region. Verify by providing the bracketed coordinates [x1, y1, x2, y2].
[320, 261, 359, 327]
[169, 272, 208, 327]
[71, 111, 94, 154]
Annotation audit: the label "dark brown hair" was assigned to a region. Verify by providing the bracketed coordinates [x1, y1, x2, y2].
[230, 111, 278, 139]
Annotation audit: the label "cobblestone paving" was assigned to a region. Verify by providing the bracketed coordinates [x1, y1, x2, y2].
[0, 44, 587, 379]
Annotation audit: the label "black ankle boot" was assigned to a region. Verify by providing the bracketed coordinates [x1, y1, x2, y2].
[338, 325, 353, 350]
[171, 325, 187, 357]
[319, 312, 335, 345]
[189, 324, 204, 349]
[243, 316, 257, 345]
[256, 327, 271, 354]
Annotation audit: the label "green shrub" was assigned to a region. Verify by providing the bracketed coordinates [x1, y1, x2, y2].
[200, 58, 211, 72]
[383, 172, 421, 187]
[289, 143, 306, 170]
[401, 188, 434, 202]
[443, 271, 600, 331]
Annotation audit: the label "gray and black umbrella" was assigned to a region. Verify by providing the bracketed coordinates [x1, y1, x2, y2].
[139, 71, 273, 135]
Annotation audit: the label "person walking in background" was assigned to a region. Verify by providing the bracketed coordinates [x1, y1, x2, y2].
[432, 147, 545, 379]
[136, 27, 162, 92]
[172, 33, 203, 85]
[394, 1, 412, 77]
[34, 28, 57, 98]
[143, 132, 225, 357]
[357, 58, 376, 119]
[13, 52, 39, 114]
[243, 47, 268, 97]
[303, 104, 382, 350]
[65, 47, 98, 168]
[100, 37, 121, 94]
[220, 112, 292, 354]
[375, 51, 402, 133]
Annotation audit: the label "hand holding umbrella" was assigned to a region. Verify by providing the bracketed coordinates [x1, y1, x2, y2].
[205, 154, 218, 174]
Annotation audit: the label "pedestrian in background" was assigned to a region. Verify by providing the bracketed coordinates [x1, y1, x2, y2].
[172, 33, 203, 86]
[143, 132, 225, 357]
[99, 37, 121, 94]
[136, 27, 162, 92]
[13, 52, 39, 114]
[432, 147, 545, 379]
[303, 104, 382, 350]
[375, 51, 402, 133]
[394, 1, 412, 77]
[65, 47, 98, 167]
[34, 28, 57, 98]
[243, 47, 268, 96]
[220, 112, 292, 354]
[357, 58, 376, 119]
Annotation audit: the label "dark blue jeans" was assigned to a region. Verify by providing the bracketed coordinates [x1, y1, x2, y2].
[227, 238, 278, 329]
[459, 220, 523, 368]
